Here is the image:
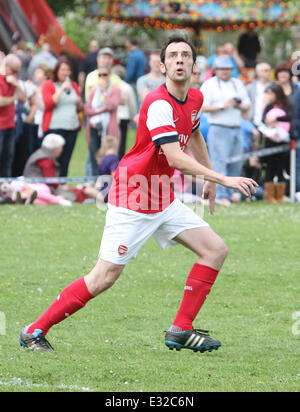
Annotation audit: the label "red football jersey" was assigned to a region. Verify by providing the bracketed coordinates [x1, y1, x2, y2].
[108, 84, 203, 213]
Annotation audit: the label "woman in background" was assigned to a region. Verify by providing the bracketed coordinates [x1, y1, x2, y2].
[41, 58, 83, 177]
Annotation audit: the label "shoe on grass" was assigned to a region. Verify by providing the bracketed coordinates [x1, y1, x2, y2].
[165, 328, 221, 353]
[19, 327, 54, 352]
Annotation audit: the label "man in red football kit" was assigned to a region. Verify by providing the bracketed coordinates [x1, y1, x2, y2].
[19, 36, 257, 352]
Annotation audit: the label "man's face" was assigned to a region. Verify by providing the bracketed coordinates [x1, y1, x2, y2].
[215, 68, 232, 81]
[257, 64, 271, 82]
[161, 42, 194, 82]
[149, 54, 161, 74]
[5, 61, 21, 76]
[97, 54, 113, 69]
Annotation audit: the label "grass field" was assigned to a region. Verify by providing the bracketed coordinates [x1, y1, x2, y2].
[0, 129, 300, 392]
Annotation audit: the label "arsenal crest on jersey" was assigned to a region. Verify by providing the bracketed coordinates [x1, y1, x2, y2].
[118, 245, 128, 256]
[191, 109, 198, 124]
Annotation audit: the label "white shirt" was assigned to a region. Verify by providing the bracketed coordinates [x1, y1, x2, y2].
[253, 81, 267, 126]
[200, 76, 250, 127]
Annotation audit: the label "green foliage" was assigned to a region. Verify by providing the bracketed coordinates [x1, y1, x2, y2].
[62, 7, 94, 53]
[46, 0, 79, 17]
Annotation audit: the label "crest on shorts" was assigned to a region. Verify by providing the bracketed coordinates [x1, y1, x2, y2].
[191, 109, 198, 124]
[118, 245, 128, 256]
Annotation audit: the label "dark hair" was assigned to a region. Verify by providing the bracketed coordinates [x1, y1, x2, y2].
[274, 61, 292, 80]
[129, 38, 139, 47]
[52, 57, 73, 82]
[265, 82, 291, 109]
[160, 35, 196, 64]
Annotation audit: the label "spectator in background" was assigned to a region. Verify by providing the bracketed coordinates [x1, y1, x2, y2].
[222, 42, 244, 78]
[237, 27, 261, 68]
[31, 64, 54, 151]
[95, 135, 120, 203]
[260, 82, 292, 203]
[0, 54, 26, 177]
[84, 65, 121, 176]
[136, 51, 165, 104]
[206, 43, 243, 79]
[85, 47, 121, 101]
[204, 45, 224, 82]
[247, 62, 272, 127]
[274, 61, 298, 102]
[200, 56, 251, 206]
[28, 43, 57, 80]
[23, 133, 98, 204]
[13, 41, 34, 81]
[189, 66, 202, 89]
[84, 47, 121, 176]
[41, 58, 83, 177]
[112, 65, 138, 159]
[291, 86, 300, 197]
[78, 40, 100, 98]
[12, 76, 36, 177]
[189, 65, 210, 143]
[274, 62, 297, 180]
[125, 38, 146, 86]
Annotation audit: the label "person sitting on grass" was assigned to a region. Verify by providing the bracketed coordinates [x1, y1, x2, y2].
[0, 179, 72, 206]
[0, 181, 37, 205]
[23, 133, 99, 203]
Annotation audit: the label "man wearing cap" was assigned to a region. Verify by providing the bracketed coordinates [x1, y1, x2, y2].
[201, 56, 251, 206]
[85, 47, 121, 101]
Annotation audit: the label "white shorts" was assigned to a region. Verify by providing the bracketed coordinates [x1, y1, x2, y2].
[99, 198, 209, 265]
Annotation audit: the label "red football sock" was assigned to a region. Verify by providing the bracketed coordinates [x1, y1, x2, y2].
[27, 277, 94, 336]
[172, 263, 219, 331]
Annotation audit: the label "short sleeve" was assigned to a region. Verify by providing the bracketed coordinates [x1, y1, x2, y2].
[146, 99, 179, 148]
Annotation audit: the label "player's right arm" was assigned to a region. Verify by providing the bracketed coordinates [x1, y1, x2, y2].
[161, 141, 258, 198]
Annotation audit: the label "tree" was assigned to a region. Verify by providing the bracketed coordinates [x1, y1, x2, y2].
[46, 0, 79, 17]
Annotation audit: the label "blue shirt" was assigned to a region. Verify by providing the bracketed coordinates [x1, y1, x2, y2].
[200, 114, 210, 142]
[241, 119, 256, 151]
[207, 54, 239, 78]
[125, 49, 146, 84]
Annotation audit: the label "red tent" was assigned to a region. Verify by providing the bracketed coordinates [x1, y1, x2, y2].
[0, 0, 85, 58]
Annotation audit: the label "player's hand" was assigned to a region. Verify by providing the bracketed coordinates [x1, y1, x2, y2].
[222, 176, 258, 198]
[61, 79, 72, 92]
[203, 181, 216, 215]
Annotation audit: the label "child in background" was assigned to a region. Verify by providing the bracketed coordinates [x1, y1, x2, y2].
[95, 135, 120, 203]
[258, 107, 290, 143]
[0, 180, 72, 206]
[0, 181, 37, 205]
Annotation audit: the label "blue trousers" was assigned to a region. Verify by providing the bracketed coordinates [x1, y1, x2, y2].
[207, 124, 244, 200]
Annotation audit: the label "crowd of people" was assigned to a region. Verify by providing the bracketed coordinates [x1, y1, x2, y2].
[1, 30, 300, 207]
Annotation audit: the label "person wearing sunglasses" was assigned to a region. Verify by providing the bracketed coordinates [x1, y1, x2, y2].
[84, 65, 121, 176]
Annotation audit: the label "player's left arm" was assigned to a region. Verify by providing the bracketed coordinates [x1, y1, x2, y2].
[189, 127, 216, 215]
